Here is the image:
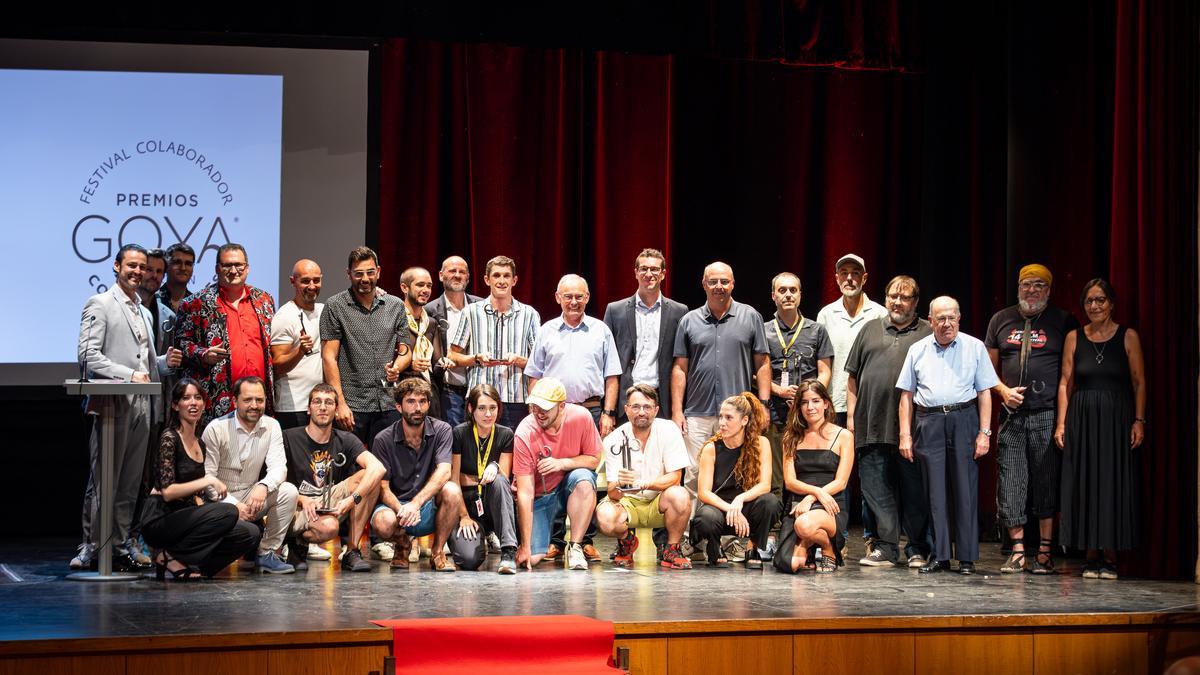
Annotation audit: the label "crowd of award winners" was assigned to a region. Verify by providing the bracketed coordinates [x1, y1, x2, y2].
[71, 242, 1144, 581]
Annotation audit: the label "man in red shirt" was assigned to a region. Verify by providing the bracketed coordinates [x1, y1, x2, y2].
[177, 243, 276, 424]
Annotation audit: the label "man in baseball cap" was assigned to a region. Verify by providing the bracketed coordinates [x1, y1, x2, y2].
[511, 378, 603, 570]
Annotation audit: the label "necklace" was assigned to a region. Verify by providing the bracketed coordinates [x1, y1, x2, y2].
[1089, 322, 1116, 364]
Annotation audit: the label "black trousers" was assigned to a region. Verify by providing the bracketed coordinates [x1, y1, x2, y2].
[914, 406, 980, 563]
[352, 410, 401, 450]
[690, 494, 783, 562]
[142, 502, 262, 577]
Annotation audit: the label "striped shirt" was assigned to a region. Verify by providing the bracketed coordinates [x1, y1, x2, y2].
[450, 298, 542, 403]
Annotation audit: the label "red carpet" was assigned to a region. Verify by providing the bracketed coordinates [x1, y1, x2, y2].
[372, 614, 623, 674]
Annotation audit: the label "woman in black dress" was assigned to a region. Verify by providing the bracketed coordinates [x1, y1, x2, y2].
[774, 380, 854, 574]
[690, 393, 782, 569]
[1054, 279, 1146, 580]
[141, 378, 261, 580]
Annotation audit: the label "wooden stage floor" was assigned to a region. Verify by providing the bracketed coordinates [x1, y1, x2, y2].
[1, 536, 1198, 674]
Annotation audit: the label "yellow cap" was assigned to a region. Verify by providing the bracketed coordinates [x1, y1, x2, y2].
[1018, 264, 1052, 285]
[527, 377, 567, 410]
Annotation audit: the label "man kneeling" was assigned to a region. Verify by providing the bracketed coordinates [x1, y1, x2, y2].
[371, 378, 472, 572]
[284, 384, 386, 572]
[596, 385, 693, 569]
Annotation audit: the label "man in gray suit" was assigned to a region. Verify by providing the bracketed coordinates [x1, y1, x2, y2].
[602, 248, 689, 421]
[426, 255, 483, 426]
[71, 244, 182, 571]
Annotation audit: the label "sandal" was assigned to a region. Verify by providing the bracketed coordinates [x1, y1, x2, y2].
[815, 554, 837, 574]
[390, 534, 412, 570]
[1029, 538, 1055, 575]
[154, 551, 201, 581]
[431, 553, 457, 573]
[708, 558, 731, 568]
[1000, 543, 1026, 574]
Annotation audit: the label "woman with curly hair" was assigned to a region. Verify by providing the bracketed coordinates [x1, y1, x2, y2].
[773, 380, 854, 573]
[690, 393, 782, 568]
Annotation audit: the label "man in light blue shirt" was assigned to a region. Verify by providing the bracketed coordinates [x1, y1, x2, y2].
[896, 296, 997, 575]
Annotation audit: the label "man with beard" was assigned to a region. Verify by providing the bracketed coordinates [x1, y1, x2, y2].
[370, 378, 469, 572]
[897, 297, 998, 575]
[512, 378, 602, 570]
[159, 243, 195, 313]
[845, 276, 933, 568]
[426, 256, 483, 426]
[202, 376, 299, 574]
[139, 248, 175, 359]
[817, 253, 887, 553]
[448, 255, 542, 430]
[985, 264, 1078, 575]
[71, 244, 183, 571]
[271, 260, 325, 430]
[320, 246, 411, 448]
[595, 385, 693, 569]
[176, 243, 276, 423]
[672, 262, 770, 490]
[283, 384, 385, 572]
[764, 272, 834, 499]
[395, 267, 447, 418]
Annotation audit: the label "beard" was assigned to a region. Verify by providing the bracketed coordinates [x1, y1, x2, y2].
[401, 410, 426, 426]
[889, 309, 915, 325]
[445, 279, 467, 293]
[1018, 298, 1048, 315]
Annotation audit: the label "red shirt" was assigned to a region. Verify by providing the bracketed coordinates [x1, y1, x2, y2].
[217, 288, 267, 384]
[512, 404, 602, 495]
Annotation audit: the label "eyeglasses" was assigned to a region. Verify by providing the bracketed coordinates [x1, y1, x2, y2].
[886, 293, 915, 302]
[1019, 281, 1049, 292]
[625, 404, 657, 412]
[558, 293, 587, 302]
[636, 265, 663, 274]
[218, 263, 247, 272]
[932, 316, 959, 325]
[1084, 296, 1109, 306]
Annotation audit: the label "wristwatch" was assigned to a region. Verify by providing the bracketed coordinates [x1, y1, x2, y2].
[351, 492, 362, 505]
[601, 409, 617, 417]
[978, 428, 992, 437]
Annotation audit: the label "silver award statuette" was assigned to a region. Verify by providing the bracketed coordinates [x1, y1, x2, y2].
[315, 453, 349, 515]
[611, 431, 643, 492]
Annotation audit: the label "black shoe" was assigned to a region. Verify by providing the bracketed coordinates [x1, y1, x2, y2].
[919, 559, 951, 574]
[285, 538, 309, 571]
[958, 561, 976, 575]
[340, 548, 370, 572]
[112, 550, 150, 572]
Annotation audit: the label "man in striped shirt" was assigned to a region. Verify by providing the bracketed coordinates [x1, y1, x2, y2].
[448, 256, 542, 430]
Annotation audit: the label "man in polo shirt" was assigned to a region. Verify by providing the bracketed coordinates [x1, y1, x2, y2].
[176, 243, 276, 424]
[320, 246, 411, 448]
[845, 275, 933, 568]
[370, 377, 471, 572]
[985, 264, 1078, 575]
[764, 272, 834, 498]
[897, 296, 998, 575]
[671, 261, 770, 488]
[448, 255, 541, 430]
[524, 273, 621, 562]
[513, 378, 602, 571]
[816, 252, 887, 552]
[426, 256, 483, 426]
[595, 385, 693, 569]
[270, 259, 325, 430]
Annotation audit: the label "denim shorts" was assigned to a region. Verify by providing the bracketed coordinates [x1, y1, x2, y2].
[374, 499, 438, 538]
[531, 468, 596, 554]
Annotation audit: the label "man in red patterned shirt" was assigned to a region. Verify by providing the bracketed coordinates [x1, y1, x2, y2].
[176, 243, 276, 425]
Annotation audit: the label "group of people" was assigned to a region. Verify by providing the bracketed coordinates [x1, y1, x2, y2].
[73, 243, 1146, 581]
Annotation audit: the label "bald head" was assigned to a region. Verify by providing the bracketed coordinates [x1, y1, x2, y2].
[929, 296, 961, 346]
[703, 261, 734, 280]
[400, 266, 434, 307]
[439, 255, 469, 294]
[289, 259, 322, 308]
[702, 261, 735, 309]
[929, 296, 960, 317]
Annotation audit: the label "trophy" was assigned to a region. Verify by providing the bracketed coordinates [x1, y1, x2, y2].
[610, 431, 643, 492]
[314, 452, 349, 515]
[380, 333, 411, 388]
[481, 304, 511, 368]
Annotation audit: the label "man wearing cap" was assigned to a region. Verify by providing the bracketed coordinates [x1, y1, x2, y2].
[817, 253, 887, 552]
[985, 264, 1078, 575]
[897, 296, 999, 575]
[512, 378, 603, 571]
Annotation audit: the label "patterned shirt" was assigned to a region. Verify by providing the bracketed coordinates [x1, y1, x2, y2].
[450, 298, 541, 403]
[320, 289, 410, 413]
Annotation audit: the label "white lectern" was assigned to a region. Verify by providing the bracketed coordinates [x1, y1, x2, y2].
[63, 379, 163, 582]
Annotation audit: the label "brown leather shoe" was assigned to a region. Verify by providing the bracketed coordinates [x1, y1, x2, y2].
[543, 544, 563, 561]
[390, 534, 412, 570]
[582, 544, 602, 562]
[431, 553, 457, 572]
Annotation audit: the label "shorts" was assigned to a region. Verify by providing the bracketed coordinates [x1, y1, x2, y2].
[530, 468, 596, 555]
[605, 493, 666, 529]
[291, 479, 354, 532]
[374, 499, 438, 538]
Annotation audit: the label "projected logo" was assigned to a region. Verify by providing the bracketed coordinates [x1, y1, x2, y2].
[71, 140, 242, 293]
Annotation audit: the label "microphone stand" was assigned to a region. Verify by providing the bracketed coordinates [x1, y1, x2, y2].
[79, 314, 96, 383]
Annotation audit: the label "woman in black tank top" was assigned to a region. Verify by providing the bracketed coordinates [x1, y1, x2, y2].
[690, 393, 783, 568]
[772, 380, 855, 574]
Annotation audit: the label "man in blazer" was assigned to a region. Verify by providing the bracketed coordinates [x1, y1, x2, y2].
[425, 255, 483, 426]
[72, 243, 182, 571]
[602, 248, 688, 421]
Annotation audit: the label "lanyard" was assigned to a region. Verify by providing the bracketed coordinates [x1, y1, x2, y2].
[472, 424, 496, 482]
[773, 316, 804, 369]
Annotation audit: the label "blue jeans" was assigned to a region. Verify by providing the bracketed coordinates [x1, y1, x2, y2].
[858, 443, 931, 561]
[374, 499, 438, 538]
[550, 407, 602, 547]
[531, 468, 596, 555]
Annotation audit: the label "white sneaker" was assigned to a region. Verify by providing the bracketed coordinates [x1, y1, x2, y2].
[487, 532, 502, 555]
[69, 543, 96, 570]
[907, 553, 927, 569]
[567, 543, 588, 570]
[370, 541, 395, 561]
[308, 543, 332, 560]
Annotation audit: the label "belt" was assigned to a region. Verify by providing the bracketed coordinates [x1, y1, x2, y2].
[914, 400, 975, 414]
[575, 396, 602, 409]
[444, 383, 468, 395]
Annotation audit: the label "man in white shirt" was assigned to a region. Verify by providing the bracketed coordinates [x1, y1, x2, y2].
[594, 385, 693, 569]
[202, 376, 299, 574]
[270, 260, 325, 430]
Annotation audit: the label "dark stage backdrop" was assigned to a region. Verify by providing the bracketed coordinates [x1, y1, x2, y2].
[376, 1, 1197, 578]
